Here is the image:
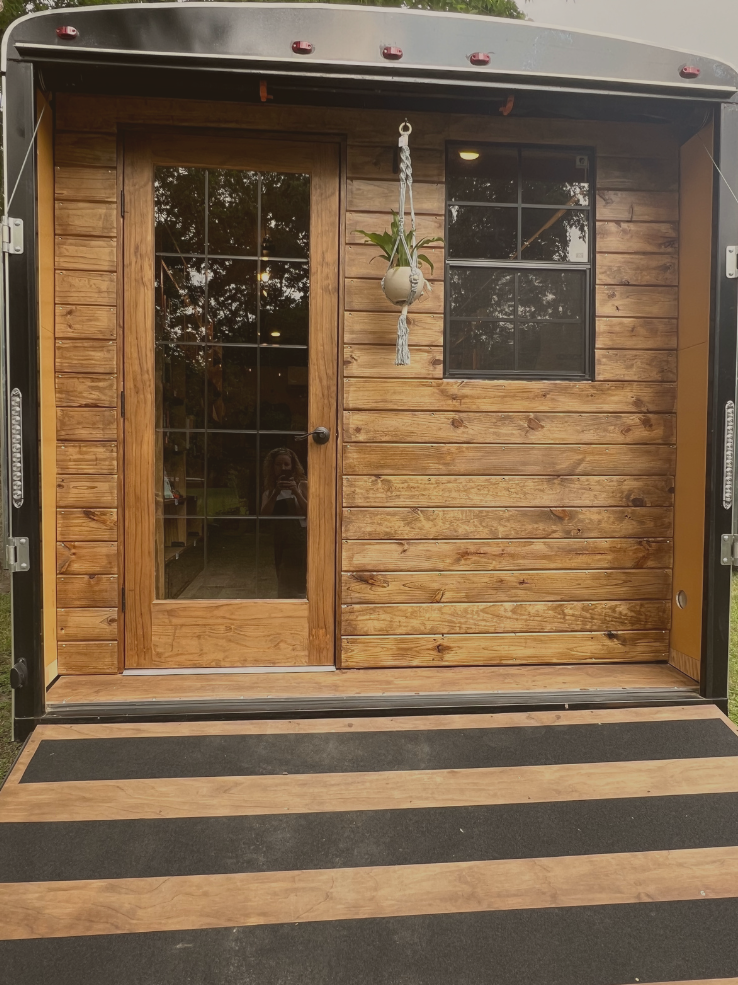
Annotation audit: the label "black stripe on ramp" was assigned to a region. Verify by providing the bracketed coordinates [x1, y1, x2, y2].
[19, 718, 738, 782]
[3, 793, 738, 882]
[3, 897, 738, 985]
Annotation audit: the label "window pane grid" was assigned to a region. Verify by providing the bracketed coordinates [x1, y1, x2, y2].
[447, 201, 590, 210]
[445, 143, 592, 380]
[155, 165, 310, 598]
[156, 253, 309, 262]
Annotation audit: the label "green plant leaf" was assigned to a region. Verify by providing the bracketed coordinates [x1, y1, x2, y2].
[356, 229, 394, 262]
[417, 236, 445, 250]
[357, 219, 444, 270]
[417, 253, 435, 274]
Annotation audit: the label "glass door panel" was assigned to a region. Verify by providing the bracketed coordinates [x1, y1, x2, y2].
[154, 166, 310, 601]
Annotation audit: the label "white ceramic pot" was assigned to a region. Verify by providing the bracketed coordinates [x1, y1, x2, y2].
[382, 265, 425, 306]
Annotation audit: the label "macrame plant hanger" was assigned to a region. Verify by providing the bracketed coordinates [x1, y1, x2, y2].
[382, 120, 425, 365]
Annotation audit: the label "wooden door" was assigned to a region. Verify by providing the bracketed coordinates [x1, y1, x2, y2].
[123, 133, 340, 668]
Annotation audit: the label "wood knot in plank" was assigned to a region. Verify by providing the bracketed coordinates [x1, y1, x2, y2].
[352, 573, 389, 588]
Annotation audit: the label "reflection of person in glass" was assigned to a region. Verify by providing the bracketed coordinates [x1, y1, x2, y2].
[261, 448, 307, 598]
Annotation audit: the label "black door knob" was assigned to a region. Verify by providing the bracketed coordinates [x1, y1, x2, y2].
[296, 427, 330, 445]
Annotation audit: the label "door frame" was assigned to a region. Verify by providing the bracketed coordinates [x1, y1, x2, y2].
[121, 130, 341, 668]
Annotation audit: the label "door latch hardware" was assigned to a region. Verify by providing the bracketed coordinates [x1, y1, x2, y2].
[9, 387, 23, 508]
[9, 659, 28, 689]
[6, 536, 29, 572]
[724, 401, 736, 509]
[1, 216, 23, 254]
[296, 426, 330, 445]
[728, 245, 738, 278]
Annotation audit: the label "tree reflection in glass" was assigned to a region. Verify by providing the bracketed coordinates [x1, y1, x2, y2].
[446, 145, 591, 377]
[153, 165, 311, 600]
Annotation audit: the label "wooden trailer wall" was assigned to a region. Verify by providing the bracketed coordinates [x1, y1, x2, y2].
[669, 124, 714, 684]
[38, 93, 696, 678]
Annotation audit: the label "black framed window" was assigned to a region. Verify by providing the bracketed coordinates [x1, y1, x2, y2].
[445, 144, 593, 379]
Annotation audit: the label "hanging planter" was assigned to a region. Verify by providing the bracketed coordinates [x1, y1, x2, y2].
[382, 265, 425, 306]
[357, 121, 442, 365]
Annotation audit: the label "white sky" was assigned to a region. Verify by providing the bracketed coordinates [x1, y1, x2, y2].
[522, 0, 738, 69]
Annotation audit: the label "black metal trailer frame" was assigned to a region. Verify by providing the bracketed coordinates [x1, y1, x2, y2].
[2, 4, 738, 738]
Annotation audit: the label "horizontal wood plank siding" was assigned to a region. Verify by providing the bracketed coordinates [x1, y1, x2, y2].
[56, 475, 118, 508]
[49, 97, 682, 675]
[342, 539, 673, 572]
[343, 444, 675, 475]
[343, 379, 677, 412]
[342, 507, 673, 540]
[344, 411, 675, 444]
[59, 640, 118, 674]
[57, 641, 119, 674]
[340, 126, 678, 668]
[341, 569, 672, 604]
[53, 130, 121, 672]
[57, 541, 118, 574]
[341, 600, 671, 636]
[342, 476, 675, 508]
[340, 631, 670, 667]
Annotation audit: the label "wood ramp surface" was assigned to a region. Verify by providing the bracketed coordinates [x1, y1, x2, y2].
[2, 706, 738, 984]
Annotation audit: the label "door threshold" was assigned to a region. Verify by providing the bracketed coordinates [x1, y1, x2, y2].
[123, 666, 337, 676]
[41, 687, 707, 724]
[43, 663, 703, 723]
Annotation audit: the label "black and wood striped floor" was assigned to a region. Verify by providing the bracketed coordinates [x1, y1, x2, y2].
[2, 705, 738, 984]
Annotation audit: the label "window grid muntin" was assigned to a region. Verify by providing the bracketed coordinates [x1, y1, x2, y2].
[154, 166, 310, 599]
[444, 142, 593, 380]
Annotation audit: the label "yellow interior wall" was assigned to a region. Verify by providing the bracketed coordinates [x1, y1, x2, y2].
[37, 91, 57, 687]
[670, 122, 714, 681]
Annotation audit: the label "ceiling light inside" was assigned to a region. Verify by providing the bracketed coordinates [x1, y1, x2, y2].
[459, 150, 480, 161]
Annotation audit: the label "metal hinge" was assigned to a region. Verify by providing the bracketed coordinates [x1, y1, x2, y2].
[6, 536, 30, 572]
[121, 586, 126, 613]
[728, 246, 738, 278]
[1, 216, 23, 254]
[721, 534, 738, 566]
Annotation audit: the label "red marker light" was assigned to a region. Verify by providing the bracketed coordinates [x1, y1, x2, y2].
[382, 46, 403, 60]
[291, 40, 314, 54]
[469, 52, 491, 66]
[56, 25, 78, 40]
[679, 65, 701, 79]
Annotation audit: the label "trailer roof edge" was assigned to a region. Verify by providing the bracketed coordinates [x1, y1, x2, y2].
[2, 2, 736, 99]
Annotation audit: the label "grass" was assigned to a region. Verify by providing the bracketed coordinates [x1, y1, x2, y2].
[730, 576, 738, 726]
[0, 592, 16, 784]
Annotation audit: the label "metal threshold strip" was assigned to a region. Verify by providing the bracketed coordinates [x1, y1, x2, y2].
[42, 685, 704, 722]
[122, 666, 337, 676]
